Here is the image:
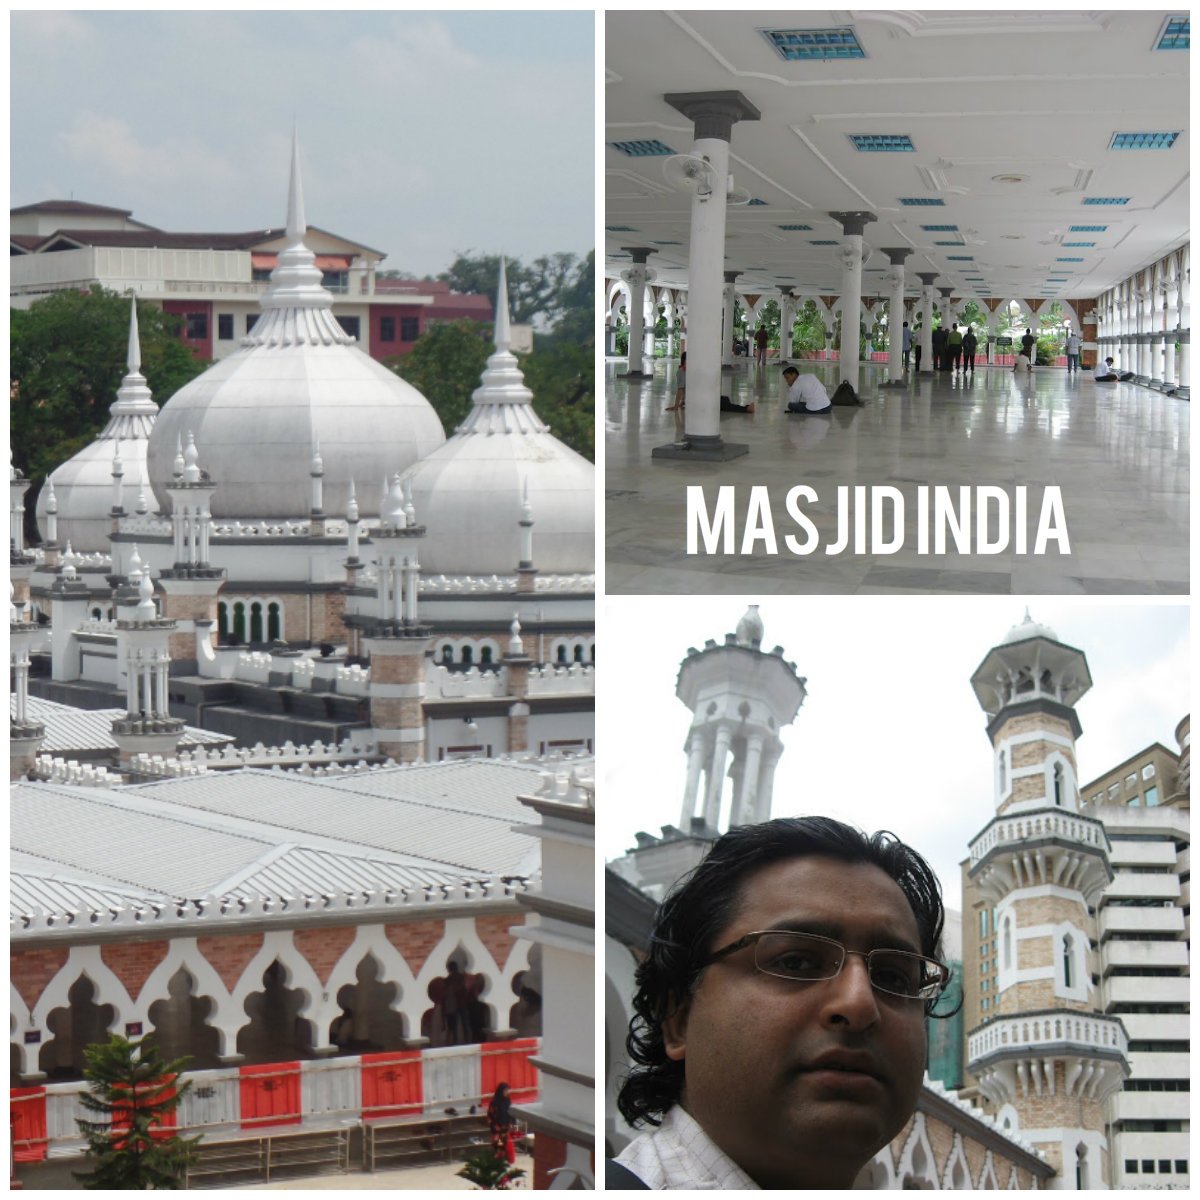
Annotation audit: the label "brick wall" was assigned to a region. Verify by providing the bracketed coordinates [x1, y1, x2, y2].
[11, 948, 70, 1012]
[384, 920, 446, 975]
[197, 933, 265, 991]
[293, 926, 357, 986]
[100, 941, 169, 1001]
[476, 915, 519, 971]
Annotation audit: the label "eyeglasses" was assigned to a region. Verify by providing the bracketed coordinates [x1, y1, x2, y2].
[706, 930, 950, 1001]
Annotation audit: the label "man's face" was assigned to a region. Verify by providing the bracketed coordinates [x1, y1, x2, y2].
[782, 370, 798, 386]
[663, 855, 929, 1189]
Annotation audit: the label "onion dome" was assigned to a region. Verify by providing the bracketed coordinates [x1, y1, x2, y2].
[999, 608, 1059, 646]
[145, 133, 444, 520]
[400, 259, 594, 575]
[35, 298, 157, 551]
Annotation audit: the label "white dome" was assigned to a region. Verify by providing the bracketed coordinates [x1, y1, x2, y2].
[400, 264, 594, 576]
[145, 136, 444, 521]
[1000, 609, 1058, 646]
[36, 299, 157, 552]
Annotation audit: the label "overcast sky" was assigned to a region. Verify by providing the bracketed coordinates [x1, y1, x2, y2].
[11, 11, 593, 277]
[601, 598, 1190, 915]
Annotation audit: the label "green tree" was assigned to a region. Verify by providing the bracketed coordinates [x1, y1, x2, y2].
[456, 1146, 526, 1190]
[524, 341, 594, 462]
[74, 1035, 199, 1190]
[10, 286, 208, 537]
[389, 319, 492, 435]
[439, 251, 589, 329]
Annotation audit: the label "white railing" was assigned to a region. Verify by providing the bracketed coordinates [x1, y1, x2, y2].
[969, 808, 1107, 865]
[968, 1012, 1127, 1063]
[526, 662, 595, 696]
[429, 664, 507, 699]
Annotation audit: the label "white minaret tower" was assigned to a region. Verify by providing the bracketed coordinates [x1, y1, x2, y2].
[676, 604, 807, 831]
[965, 612, 1129, 1188]
[610, 605, 807, 901]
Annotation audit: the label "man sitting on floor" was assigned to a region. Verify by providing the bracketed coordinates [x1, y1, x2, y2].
[668, 352, 756, 413]
[782, 365, 832, 414]
[1094, 356, 1134, 382]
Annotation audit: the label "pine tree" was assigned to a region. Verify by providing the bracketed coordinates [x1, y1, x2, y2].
[74, 1035, 201, 1189]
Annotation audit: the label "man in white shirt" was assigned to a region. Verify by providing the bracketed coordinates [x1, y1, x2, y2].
[1064, 331, 1082, 374]
[781, 365, 832, 413]
[610, 817, 951, 1189]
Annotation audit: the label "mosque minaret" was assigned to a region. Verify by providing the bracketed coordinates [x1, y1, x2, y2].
[964, 612, 1129, 1188]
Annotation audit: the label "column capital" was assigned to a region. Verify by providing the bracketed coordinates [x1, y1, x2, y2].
[778, 286, 795, 298]
[916, 272, 939, 287]
[664, 90, 761, 141]
[828, 211, 877, 236]
[880, 247, 913, 265]
[621, 246, 655, 265]
[938, 286, 954, 299]
[723, 270, 742, 284]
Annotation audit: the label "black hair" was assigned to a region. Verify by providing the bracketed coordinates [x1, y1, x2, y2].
[617, 815, 955, 1129]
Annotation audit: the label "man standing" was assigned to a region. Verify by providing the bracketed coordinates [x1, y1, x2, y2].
[1020, 327, 1036, 369]
[781, 364, 832, 414]
[754, 325, 769, 365]
[931, 322, 948, 371]
[962, 325, 978, 374]
[901, 321, 912, 371]
[609, 817, 951, 1190]
[947, 323, 963, 373]
[1064, 329, 1082, 375]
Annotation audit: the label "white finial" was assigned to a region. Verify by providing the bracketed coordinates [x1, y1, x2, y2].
[509, 612, 524, 656]
[173, 434, 185, 478]
[128, 543, 143, 579]
[382, 474, 406, 526]
[286, 125, 307, 243]
[111, 439, 124, 476]
[346, 478, 359, 522]
[495, 256, 512, 351]
[127, 295, 141, 374]
[62, 541, 77, 580]
[45, 476, 57, 514]
[135, 485, 149, 514]
[311, 440, 323, 476]
[735, 604, 764, 648]
[183, 431, 201, 483]
[520, 477, 533, 524]
[403, 477, 416, 526]
[136, 567, 156, 620]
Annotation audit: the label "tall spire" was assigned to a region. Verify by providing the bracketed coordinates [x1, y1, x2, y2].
[127, 295, 141, 375]
[286, 124, 307, 242]
[494, 257, 512, 351]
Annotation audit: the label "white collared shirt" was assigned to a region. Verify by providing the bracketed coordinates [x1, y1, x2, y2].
[786, 373, 831, 412]
[614, 1105, 759, 1190]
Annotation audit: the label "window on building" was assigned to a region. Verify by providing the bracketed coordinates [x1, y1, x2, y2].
[1126, 773, 1138, 789]
[981, 996, 989, 1010]
[1145, 785, 1159, 807]
[185, 312, 208, 340]
[1053, 762, 1065, 806]
[1108, 783, 1119, 799]
[267, 602, 281, 642]
[252, 268, 273, 283]
[218, 313, 234, 340]
[1062, 934, 1073, 988]
[461, 645, 473, 665]
[1175, 1161, 1187, 1174]
[1125, 1160, 1138, 1174]
[379, 316, 396, 342]
[246, 313, 259, 334]
[980, 909, 989, 936]
[998, 749, 1007, 794]
[1159, 1161, 1171, 1174]
[1003, 920, 1013, 970]
[1143, 1161, 1156, 1173]
[321, 270, 348, 292]
[400, 316, 420, 341]
[480, 646, 493, 665]
[1143, 763, 1157, 780]
[441, 645, 453, 664]
[336, 316, 361, 339]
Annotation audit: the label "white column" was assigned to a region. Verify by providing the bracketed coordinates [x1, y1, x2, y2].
[156, 654, 170, 718]
[721, 271, 740, 368]
[13, 648, 30, 721]
[661, 91, 759, 451]
[618, 249, 655, 378]
[881, 248, 910, 386]
[1177, 246, 1190, 400]
[377, 559, 390, 620]
[830, 211, 876, 393]
[756, 746, 779, 824]
[733, 734, 765, 826]
[703, 723, 733, 829]
[392, 560, 404, 622]
[1136, 274, 1151, 383]
[681, 731, 706, 826]
[917, 273, 937, 373]
[1149, 264, 1165, 387]
[141, 658, 153, 717]
[779, 290, 795, 360]
[404, 557, 420, 623]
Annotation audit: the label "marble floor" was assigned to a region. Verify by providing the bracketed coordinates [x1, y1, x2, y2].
[605, 357, 1189, 595]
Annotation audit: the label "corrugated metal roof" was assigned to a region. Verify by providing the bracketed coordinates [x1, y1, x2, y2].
[10, 757, 545, 920]
[18, 696, 233, 754]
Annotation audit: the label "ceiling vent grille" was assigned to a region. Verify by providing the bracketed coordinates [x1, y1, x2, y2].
[1056, 257, 1084, 262]
[1082, 197, 1130, 206]
[849, 134, 915, 152]
[1109, 131, 1180, 150]
[1070, 225, 1108, 232]
[921, 224, 959, 232]
[610, 139, 676, 157]
[899, 198, 945, 207]
[810, 240, 839, 245]
[1155, 15, 1189, 49]
[1062, 241, 1096, 247]
[606, 226, 636, 232]
[778, 224, 813, 231]
[762, 27, 866, 61]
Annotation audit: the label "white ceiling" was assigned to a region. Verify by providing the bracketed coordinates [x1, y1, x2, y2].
[605, 10, 1189, 302]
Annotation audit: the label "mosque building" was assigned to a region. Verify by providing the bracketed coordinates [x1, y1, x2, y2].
[10, 137, 595, 1188]
[606, 605, 1189, 1189]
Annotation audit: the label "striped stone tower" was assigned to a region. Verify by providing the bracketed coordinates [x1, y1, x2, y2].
[965, 613, 1129, 1188]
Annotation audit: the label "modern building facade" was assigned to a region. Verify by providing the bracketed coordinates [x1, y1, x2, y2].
[11, 198, 493, 364]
